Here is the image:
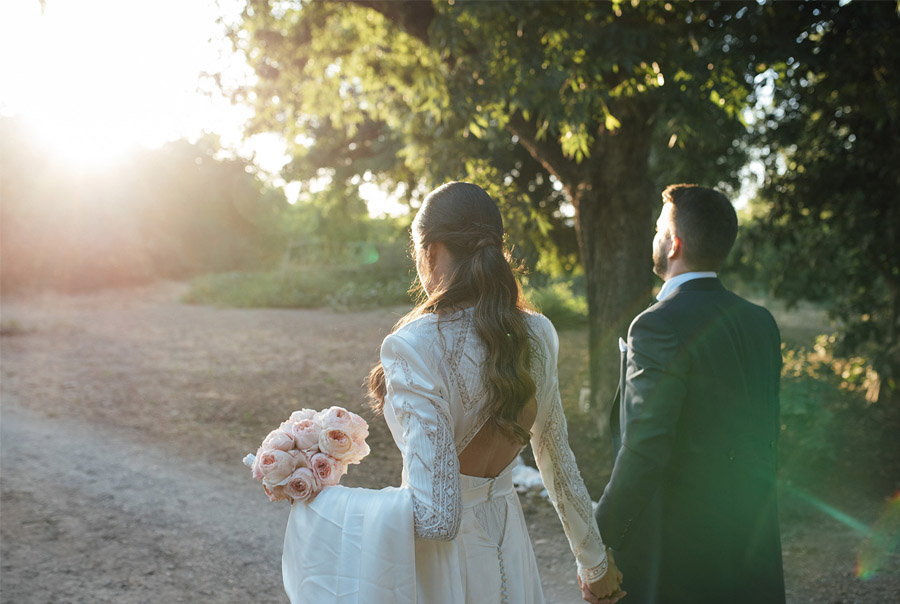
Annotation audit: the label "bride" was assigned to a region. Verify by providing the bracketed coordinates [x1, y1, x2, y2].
[282, 182, 623, 603]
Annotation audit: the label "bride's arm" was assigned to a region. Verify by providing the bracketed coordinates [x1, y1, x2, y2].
[529, 315, 609, 584]
[381, 331, 461, 541]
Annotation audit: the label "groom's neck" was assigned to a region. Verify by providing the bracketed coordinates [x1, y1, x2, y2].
[662, 260, 692, 282]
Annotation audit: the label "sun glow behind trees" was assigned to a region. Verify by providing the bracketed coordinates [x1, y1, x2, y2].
[0, 0, 405, 214]
[0, 0, 273, 170]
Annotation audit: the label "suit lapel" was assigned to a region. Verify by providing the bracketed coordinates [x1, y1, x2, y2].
[609, 342, 627, 451]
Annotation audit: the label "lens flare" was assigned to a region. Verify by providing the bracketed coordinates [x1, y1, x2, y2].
[782, 483, 872, 536]
[855, 490, 900, 580]
[782, 484, 900, 581]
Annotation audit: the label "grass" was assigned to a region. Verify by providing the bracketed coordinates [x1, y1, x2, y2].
[182, 267, 414, 310]
[526, 281, 588, 328]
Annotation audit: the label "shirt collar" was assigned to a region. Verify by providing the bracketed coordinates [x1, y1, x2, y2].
[656, 271, 718, 302]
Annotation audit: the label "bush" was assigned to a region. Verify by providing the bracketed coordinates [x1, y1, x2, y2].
[776, 337, 897, 493]
[326, 276, 416, 310]
[183, 268, 413, 310]
[526, 281, 588, 328]
[778, 354, 844, 470]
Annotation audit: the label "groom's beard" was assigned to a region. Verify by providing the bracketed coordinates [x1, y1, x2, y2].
[652, 236, 670, 278]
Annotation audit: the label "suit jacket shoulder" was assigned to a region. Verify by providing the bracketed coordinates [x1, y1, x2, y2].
[637, 279, 779, 344]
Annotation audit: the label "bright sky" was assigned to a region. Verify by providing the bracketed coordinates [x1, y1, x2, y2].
[0, 0, 748, 216]
[0, 0, 408, 214]
[0, 0, 294, 176]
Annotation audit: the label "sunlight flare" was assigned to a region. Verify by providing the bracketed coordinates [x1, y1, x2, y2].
[856, 490, 900, 581]
[783, 483, 900, 581]
[0, 0, 255, 170]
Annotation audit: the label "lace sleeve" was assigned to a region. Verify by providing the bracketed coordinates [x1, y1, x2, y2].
[529, 316, 608, 583]
[381, 332, 461, 541]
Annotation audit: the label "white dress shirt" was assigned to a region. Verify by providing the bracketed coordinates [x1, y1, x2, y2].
[656, 271, 718, 302]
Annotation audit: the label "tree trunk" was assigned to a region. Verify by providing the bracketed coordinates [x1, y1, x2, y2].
[573, 107, 657, 428]
[348, 0, 660, 417]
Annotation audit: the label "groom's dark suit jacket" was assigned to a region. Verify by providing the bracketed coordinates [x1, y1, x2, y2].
[595, 278, 785, 604]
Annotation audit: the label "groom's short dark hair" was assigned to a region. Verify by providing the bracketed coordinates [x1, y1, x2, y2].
[662, 184, 738, 271]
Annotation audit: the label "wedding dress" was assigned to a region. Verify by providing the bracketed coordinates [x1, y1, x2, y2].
[282, 309, 607, 603]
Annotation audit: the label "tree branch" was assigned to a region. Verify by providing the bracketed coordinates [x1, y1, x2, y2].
[349, 0, 435, 44]
[348, 1, 588, 196]
[505, 111, 586, 198]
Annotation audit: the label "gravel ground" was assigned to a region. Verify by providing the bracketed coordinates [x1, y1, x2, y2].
[1, 282, 896, 604]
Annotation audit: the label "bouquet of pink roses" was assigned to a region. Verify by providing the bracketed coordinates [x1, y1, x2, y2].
[242, 406, 370, 503]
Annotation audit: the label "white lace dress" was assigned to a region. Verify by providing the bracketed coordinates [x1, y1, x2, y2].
[282, 309, 607, 604]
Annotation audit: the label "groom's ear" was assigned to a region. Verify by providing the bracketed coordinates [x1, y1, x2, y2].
[669, 235, 683, 259]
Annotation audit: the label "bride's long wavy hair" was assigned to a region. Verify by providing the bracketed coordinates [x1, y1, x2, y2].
[367, 182, 536, 445]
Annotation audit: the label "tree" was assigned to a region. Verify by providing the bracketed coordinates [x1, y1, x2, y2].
[0, 119, 287, 292]
[741, 1, 900, 401]
[230, 1, 805, 409]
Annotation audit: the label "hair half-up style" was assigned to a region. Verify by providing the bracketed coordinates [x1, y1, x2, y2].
[367, 182, 536, 445]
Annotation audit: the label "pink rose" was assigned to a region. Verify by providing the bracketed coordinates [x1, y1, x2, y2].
[264, 482, 289, 502]
[317, 406, 354, 431]
[346, 438, 370, 465]
[284, 467, 319, 502]
[288, 409, 317, 423]
[318, 427, 355, 461]
[349, 414, 369, 442]
[287, 448, 310, 470]
[319, 406, 368, 442]
[262, 428, 295, 452]
[309, 452, 345, 486]
[289, 419, 320, 451]
[250, 447, 265, 480]
[257, 448, 296, 484]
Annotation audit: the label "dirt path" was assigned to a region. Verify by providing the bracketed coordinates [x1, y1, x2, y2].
[1, 282, 896, 603]
[0, 283, 583, 603]
[1, 405, 290, 603]
[0, 405, 584, 604]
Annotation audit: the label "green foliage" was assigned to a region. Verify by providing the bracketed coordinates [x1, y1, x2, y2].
[0, 118, 289, 293]
[526, 280, 588, 329]
[778, 367, 842, 469]
[280, 191, 412, 257]
[777, 339, 898, 492]
[183, 267, 413, 310]
[741, 2, 900, 401]
[326, 275, 415, 311]
[779, 338, 860, 470]
[228, 0, 769, 265]
[182, 205, 416, 310]
[230, 1, 898, 411]
[229, 0, 825, 408]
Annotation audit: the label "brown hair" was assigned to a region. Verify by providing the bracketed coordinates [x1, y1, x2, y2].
[662, 184, 738, 271]
[367, 182, 536, 445]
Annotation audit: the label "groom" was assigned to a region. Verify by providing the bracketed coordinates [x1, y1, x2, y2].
[591, 185, 785, 604]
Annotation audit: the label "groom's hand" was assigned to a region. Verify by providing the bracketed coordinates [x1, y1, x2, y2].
[578, 548, 626, 604]
[578, 575, 626, 604]
[578, 575, 601, 604]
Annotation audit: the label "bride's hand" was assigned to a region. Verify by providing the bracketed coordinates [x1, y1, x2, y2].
[578, 549, 625, 604]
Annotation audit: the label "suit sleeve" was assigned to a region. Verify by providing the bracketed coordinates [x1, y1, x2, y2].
[595, 309, 688, 550]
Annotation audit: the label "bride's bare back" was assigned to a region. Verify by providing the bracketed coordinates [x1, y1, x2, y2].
[457, 397, 537, 478]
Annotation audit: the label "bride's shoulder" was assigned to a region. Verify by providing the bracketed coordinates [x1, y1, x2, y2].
[381, 314, 442, 357]
[391, 313, 439, 340]
[523, 310, 557, 340]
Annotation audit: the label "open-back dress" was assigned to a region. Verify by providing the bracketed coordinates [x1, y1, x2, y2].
[282, 309, 608, 603]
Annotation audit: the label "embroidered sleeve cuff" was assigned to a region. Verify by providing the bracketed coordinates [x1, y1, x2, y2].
[578, 555, 608, 583]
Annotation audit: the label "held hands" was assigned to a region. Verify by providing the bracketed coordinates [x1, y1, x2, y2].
[578, 548, 625, 604]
